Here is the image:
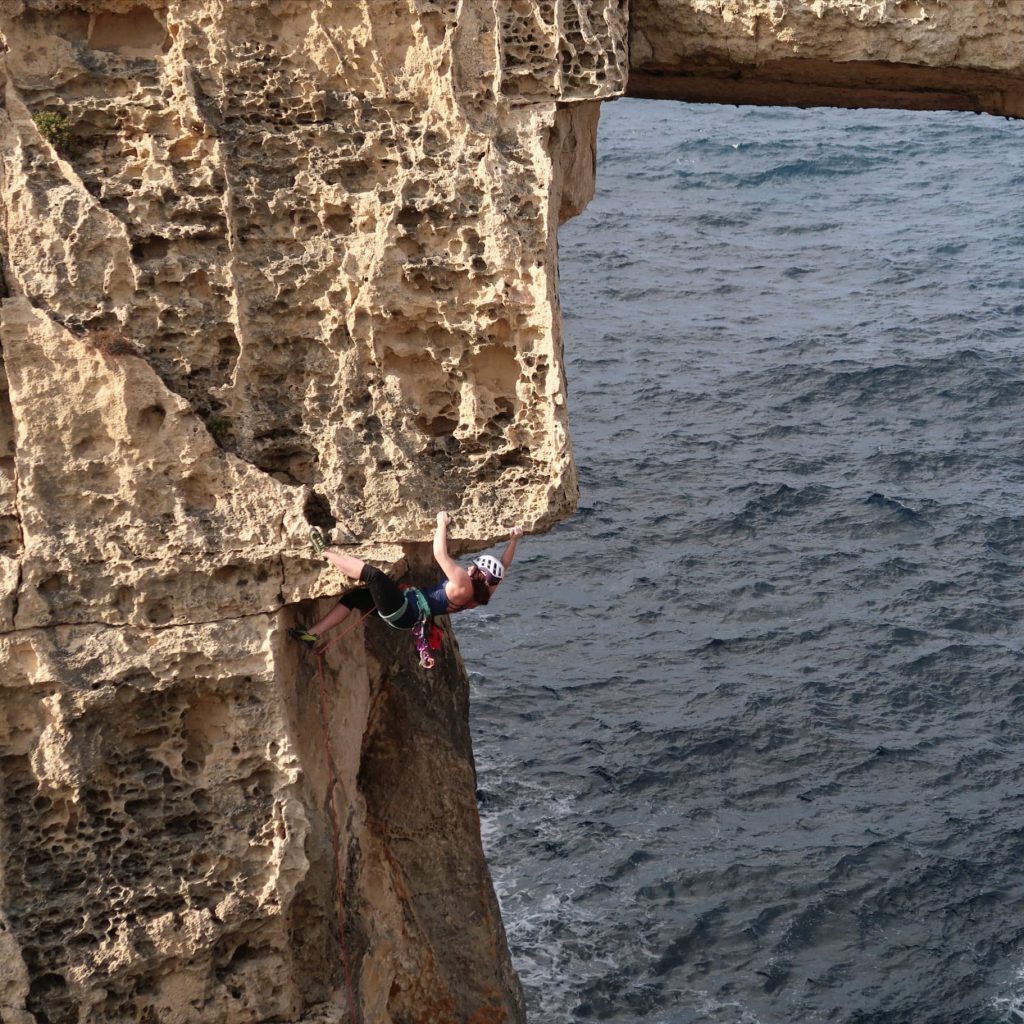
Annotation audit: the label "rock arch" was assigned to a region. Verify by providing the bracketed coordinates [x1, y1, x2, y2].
[628, 1, 1024, 117]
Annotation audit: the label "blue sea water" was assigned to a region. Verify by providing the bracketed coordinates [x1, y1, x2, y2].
[456, 98, 1024, 1024]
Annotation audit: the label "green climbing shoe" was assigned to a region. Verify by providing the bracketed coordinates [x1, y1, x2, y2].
[288, 626, 318, 650]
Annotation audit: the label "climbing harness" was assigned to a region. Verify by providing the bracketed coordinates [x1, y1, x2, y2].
[380, 586, 444, 669]
[307, 529, 446, 671]
[378, 596, 411, 627]
[409, 588, 443, 669]
[309, 606, 373, 1023]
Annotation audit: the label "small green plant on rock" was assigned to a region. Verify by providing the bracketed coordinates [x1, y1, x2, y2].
[204, 414, 233, 445]
[32, 110, 76, 157]
[83, 328, 140, 359]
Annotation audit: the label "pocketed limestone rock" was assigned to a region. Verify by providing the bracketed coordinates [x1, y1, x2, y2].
[2, 298, 313, 630]
[0, 1, 628, 1021]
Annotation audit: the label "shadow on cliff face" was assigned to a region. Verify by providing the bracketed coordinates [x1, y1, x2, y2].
[276, 585, 524, 1024]
[276, 593, 525, 1023]
[275, 599, 364, 1015]
[357, 619, 525, 1023]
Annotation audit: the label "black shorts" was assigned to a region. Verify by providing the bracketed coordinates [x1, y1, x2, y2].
[339, 565, 419, 630]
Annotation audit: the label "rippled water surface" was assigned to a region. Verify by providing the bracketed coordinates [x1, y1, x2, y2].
[457, 99, 1024, 1024]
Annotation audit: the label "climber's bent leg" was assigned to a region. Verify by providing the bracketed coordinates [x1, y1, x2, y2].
[299, 562, 415, 642]
[309, 601, 353, 638]
[357, 565, 407, 619]
[324, 550, 365, 579]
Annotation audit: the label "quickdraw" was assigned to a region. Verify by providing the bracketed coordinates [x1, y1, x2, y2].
[409, 588, 444, 669]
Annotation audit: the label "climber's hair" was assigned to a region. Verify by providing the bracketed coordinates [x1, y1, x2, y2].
[469, 567, 492, 605]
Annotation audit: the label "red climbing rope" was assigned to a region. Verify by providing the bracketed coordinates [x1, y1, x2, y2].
[311, 607, 374, 1024]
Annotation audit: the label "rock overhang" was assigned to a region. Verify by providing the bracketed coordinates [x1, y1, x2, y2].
[0, 0, 629, 599]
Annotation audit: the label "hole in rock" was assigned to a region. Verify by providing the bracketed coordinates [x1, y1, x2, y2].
[303, 489, 337, 532]
[136, 404, 166, 437]
[415, 414, 459, 437]
[130, 237, 169, 261]
[465, 91, 1024, 1024]
[88, 5, 169, 56]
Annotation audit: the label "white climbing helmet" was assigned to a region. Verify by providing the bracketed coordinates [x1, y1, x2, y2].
[472, 555, 504, 582]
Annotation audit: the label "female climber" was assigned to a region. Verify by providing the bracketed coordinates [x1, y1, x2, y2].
[288, 511, 523, 659]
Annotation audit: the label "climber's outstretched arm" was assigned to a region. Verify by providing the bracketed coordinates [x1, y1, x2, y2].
[434, 512, 472, 602]
[500, 526, 523, 571]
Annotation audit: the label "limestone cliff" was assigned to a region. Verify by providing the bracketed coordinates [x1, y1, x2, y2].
[0, 1, 626, 1021]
